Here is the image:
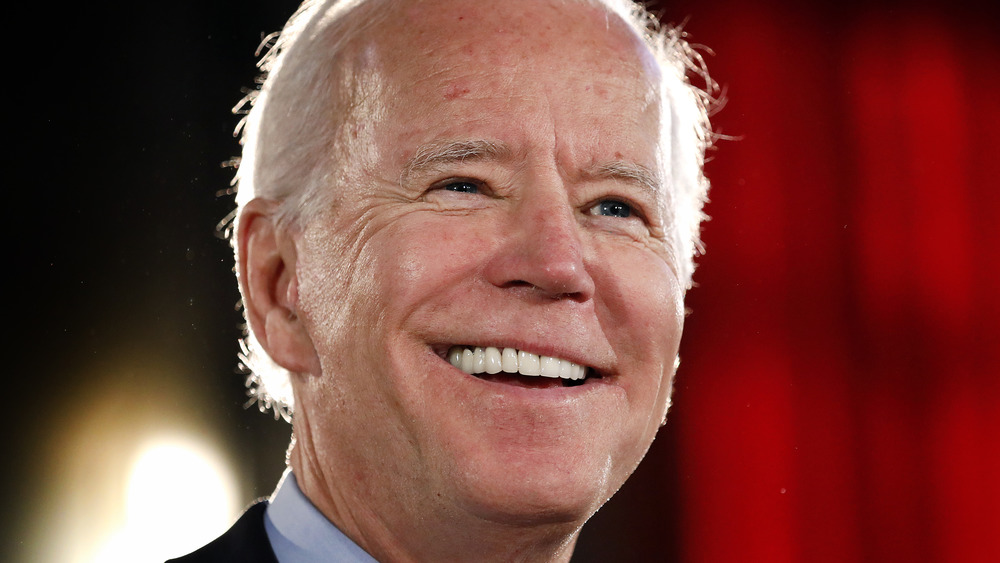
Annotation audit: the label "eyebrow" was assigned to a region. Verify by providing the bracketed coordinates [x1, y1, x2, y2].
[400, 139, 511, 184]
[399, 139, 662, 199]
[585, 161, 662, 199]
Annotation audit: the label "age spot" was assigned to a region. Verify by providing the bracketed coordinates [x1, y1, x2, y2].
[443, 84, 472, 100]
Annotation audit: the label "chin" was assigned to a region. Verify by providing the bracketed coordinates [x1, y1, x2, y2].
[441, 447, 619, 528]
[456, 485, 606, 529]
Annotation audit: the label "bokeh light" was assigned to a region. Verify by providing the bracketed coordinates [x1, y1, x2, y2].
[90, 438, 239, 562]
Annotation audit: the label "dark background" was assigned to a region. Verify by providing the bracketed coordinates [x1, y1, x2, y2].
[7, 0, 999, 561]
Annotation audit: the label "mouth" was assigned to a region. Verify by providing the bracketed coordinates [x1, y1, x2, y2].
[444, 345, 601, 388]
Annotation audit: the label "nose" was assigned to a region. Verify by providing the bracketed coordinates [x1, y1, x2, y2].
[483, 191, 596, 302]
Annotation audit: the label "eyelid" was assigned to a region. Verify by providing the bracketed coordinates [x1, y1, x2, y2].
[424, 176, 499, 202]
[431, 176, 485, 190]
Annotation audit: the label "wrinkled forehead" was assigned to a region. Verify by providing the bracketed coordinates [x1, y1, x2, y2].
[273, 0, 672, 203]
[359, 0, 660, 89]
[322, 0, 664, 160]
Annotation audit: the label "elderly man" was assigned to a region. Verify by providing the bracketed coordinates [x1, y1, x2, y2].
[175, 0, 711, 560]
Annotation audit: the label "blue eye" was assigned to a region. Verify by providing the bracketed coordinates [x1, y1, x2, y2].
[591, 200, 633, 218]
[443, 180, 479, 194]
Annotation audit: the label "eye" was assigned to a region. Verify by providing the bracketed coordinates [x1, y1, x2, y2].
[440, 179, 480, 194]
[422, 177, 492, 207]
[588, 199, 634, 218]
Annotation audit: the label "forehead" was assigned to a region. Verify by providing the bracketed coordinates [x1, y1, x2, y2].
[334, 0, 662, 171]
[378, 0, 655, 74]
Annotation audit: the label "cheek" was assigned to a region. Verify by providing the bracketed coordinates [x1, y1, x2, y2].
[298, 209, 498, 362]
[295, 214, 408, 362]
[597, 246, 684, 357]
[370, 217, 497, 317]
[599, 249, 682, 454]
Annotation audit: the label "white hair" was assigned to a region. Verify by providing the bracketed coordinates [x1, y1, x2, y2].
[229, 0, 717, 417]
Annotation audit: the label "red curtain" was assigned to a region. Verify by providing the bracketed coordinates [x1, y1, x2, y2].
[671, 1, 1000, 561]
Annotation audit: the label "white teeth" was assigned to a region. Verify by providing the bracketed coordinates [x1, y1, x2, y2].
[539, 356, 560, 378]
[447, 346, 588, 381]
[460, 348, 475, 374]
[558, 358, 573, 379]
[473, 347, 486, 373]
[501, 348, 518, 373]
[484, 347, 502, 374]
[518, 350, 540, 376]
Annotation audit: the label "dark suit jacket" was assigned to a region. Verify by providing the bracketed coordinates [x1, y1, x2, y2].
[166, 501, 279, 563]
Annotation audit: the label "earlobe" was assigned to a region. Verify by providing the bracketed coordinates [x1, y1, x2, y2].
[238, 199, 322, 376]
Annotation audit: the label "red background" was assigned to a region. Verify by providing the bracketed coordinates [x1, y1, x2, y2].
[605, 1, 1000, 560]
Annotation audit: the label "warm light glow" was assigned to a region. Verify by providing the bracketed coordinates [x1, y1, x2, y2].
[92, 438, 239, 563]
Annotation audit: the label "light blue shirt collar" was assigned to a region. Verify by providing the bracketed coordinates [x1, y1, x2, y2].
[263, 469, 379, 563]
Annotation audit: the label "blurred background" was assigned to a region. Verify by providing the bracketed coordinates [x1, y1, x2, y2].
[6, 0, 998, 561]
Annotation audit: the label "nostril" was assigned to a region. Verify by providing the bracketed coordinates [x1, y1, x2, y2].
[499, 279, 589, 302]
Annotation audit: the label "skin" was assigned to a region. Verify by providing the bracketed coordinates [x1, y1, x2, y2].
[239, 0, 685, 561]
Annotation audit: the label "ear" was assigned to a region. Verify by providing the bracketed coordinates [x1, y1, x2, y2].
[237, 199, 321, 376]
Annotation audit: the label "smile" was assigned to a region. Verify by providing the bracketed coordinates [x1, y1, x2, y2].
[446, 345, 593, 386]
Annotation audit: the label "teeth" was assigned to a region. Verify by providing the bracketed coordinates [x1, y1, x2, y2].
[558, 358, 573, 379]
[460, 348, 475, 374]
[448, 347, 463, 368]
[518, 350, 541, 376]
[501, 348, 518, 373]
[447, 346, 588, 381]
[473, 347, 486, 373]
[539, 356, 560, 378]
[484, 347, 502, 374]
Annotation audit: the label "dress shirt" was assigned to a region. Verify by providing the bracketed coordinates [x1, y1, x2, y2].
[264, 469, 378, 563]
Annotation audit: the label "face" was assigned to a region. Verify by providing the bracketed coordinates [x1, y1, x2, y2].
[288, 0, 684, 532]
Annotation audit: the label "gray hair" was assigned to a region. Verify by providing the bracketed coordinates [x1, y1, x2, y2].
[229, 0, 717, 417]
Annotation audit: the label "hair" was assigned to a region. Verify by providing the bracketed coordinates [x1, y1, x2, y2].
[228, 0, 717, 418]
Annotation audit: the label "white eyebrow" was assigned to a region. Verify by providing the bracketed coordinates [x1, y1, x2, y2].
[400, 140, 661, 200]
[400, 139, 511, 184]
[586, 160, 662, 198]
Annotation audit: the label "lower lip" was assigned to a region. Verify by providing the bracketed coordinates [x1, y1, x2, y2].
[472, 372, 575, 389]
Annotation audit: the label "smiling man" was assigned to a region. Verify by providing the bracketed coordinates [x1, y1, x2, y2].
[175, 0, 712, 561]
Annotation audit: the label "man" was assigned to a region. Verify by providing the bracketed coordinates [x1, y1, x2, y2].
[175, 0, 712, 560]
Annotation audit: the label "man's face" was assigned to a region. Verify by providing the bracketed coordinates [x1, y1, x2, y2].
[289, 0, 684, 530]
